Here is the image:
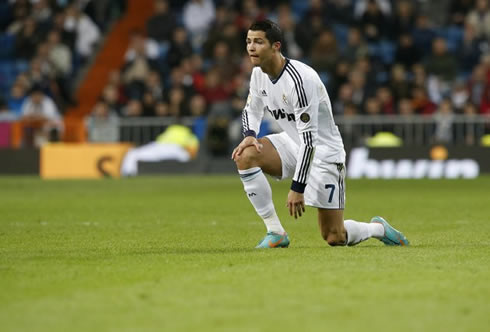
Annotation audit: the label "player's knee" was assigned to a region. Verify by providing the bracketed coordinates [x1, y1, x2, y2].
[235, 146, 260, 169]
[323, 230, 346, 247]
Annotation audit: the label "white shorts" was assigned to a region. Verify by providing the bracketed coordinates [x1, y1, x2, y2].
[266, 132, 346, 209]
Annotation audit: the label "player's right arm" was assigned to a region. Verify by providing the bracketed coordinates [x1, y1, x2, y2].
[232, 69, 265, 160]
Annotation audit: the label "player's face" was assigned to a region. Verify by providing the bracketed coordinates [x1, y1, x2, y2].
[246, 30, 274, 66]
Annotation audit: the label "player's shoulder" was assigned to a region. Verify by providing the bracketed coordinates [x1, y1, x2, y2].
[251, 66, 265, 77]
[287, 59, 317, 76]
[286, 59, 321, 83]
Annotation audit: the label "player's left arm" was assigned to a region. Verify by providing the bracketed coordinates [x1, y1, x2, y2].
[287, 73, 319, 219]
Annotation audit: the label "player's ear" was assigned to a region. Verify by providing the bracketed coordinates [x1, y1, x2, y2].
[272, 41, 281, 52]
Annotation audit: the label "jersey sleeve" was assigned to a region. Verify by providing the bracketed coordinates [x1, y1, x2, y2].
[289, 70, 319, 193]
[242, 69, 264, 137]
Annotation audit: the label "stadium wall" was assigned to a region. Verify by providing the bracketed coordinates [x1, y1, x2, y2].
[0, 145, 489, 178]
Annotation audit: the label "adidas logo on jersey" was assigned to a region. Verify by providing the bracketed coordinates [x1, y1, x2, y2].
[261, 90, 267, 96]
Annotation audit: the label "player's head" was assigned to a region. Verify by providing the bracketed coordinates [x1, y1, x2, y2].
[246, 20, 283, 66]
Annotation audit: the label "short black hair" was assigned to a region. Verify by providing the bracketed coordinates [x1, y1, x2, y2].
[248, 19, 283, 45]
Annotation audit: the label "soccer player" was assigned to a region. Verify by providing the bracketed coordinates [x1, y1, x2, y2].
[232, 20, 410, 248]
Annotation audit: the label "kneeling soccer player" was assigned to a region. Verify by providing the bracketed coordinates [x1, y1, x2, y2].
[232, 20, 409, 248]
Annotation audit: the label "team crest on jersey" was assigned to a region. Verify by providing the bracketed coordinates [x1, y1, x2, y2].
[300, 113, 310, 123]
[282, 94, 288, 105]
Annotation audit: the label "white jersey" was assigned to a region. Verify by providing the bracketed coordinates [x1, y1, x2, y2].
[242, 58, 345, 191]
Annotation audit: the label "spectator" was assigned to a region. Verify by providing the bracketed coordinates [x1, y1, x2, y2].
[451, 79, 470, 110]
[122, 99, 144, 117]
[333, 83, 354, 115]
[328, 60, 351, 100]
[166, 26, 193, 69]
[390, 64, 412, 101]
[459, 23, 486, 73]
[310, 28, 339, 74]
[20, 85, 63, 146]
[398, 98, 415, 116]
[203, 21, 242, 61]
[167, 87, 187, 116]
[167, 65, 195, 97]
[124, 29, 159, 63]
[466, 63, 487, 108]
[412, 14, 437, 57]
[354, 0, 392, 18]
[64, 3, 100, 60]
[144, 70, 164, 102]
[52, 11, 76, 52]
[7, 83, 27, 119]
[122, 35, 158, 91]
[411, 86, 437, 115]
[101, 84, 123, 114]
[46, 29, 72, 78]
[424, 37, 459, 83]
[275, 3, 308, 59]
[196, 67, 232, 105]
[465, 0, 490, 39]
[364, 96, 382, 115]
[297, 0, 327, 53]
[147, 0, 177, 43]
[15, 17, 41, 60]
[412, 63, 428, 89]
[376, 86, 395, 114]
[433, 99, 455, 144]
[141, 90, 157, 116]
[31, 0, 52, 27]
[182, 0, 215, 49]
[348, 70, 367, 107]
[154, 100, 170, 117]
[235, 0, 266, 32]
[394, 34, 422, 69]
[449, 0, 475, 26]
[390, 0, 415, 40]
[188, 94, 208, 140]
[343, 27, 369, 64]
[86, 99, 119, 142]
[207, 40, 239, 83]
[358, 0, 390, 42]
[6, 2, 30, 35]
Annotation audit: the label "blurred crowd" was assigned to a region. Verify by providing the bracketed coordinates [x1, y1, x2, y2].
[1, 0, 490, 148]
[0, 0, 126, 144]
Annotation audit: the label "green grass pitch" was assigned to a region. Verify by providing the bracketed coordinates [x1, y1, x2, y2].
[1, 176, 489, 331]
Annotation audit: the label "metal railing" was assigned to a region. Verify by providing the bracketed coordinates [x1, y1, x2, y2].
[334, 115, 490, 147]
[115, 115, 490, 147]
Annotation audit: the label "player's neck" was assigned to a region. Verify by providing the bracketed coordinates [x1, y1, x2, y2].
[261, 54, 286, 81]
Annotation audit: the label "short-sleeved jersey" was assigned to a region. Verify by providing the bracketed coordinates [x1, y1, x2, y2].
[242, 58, 345, 192]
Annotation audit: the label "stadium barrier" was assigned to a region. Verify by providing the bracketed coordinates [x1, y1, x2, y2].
[0, 148, 39, 174]
[116, 114, 490, 147]
[1, 115, 489, 178]
[40, 143, 133, 179]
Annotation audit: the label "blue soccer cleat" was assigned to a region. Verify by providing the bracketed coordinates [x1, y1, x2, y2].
[370, 216, 410, 246]
[255, 232, 290, 248]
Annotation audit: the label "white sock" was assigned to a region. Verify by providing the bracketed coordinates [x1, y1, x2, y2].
[239, 167, 286, 234]
[343, 219, 384, 246]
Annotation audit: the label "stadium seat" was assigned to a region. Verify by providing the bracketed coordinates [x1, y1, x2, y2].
[0, 34, 15, 60]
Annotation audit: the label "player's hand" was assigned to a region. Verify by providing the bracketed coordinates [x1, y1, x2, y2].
[231, 136, 263, 161]
[287, 190, 305, 219]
